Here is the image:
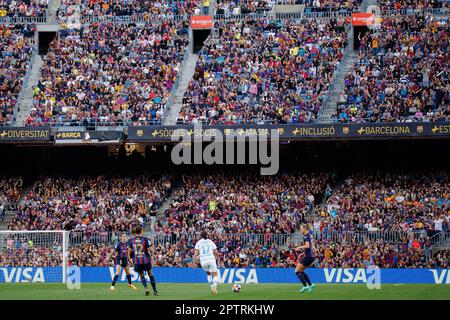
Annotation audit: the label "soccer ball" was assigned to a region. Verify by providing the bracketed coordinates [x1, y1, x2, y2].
[232, 284, 241, 293]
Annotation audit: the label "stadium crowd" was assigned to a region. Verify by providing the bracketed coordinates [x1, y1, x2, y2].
[0, 170, 448, 268]
[179, 18, 348, 124]
[377, 0, 447, 10]
[25, 21, 188, 126]
[0, 0, 48, 18]
[7, 175, 173, 231]
[215, 0, 273, 16]
[316, 171, 450, 234]
[0, 177, 22, 220]
[0, 24, 35, 126]
[56, 0, 201, 21]
[335, 15, 449, 123]
[155, 172, 331, 237]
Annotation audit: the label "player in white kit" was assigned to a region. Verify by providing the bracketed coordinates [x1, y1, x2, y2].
[193, 231, 219, 294]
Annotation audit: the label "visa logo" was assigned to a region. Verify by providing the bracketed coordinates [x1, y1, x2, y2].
[323, 268, 368, 283]
[218, 269, 258, 284]
[0, 267, 46, 283]
[429, 269, 450, 284]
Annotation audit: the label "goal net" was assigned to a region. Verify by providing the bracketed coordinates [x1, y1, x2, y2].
[0, 230, 68, 283]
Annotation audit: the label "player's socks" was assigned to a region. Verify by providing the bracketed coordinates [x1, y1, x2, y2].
[140, 275, 148, 289]
[295, 271, 307, 286]
[207, 275, 213, 285]
[149, 275, 158, 293]
[111, 274, 119, 287]
[126, 274, 132, 285]
[212, 276, 219, 287]
[302, 272, 312, 286]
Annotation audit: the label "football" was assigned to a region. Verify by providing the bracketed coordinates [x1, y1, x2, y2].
[232, 284, 242, 293]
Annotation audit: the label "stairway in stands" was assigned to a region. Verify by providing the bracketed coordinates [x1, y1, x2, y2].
[163, 53, 199, 125]
[14, 54, 44, 126]
[144, 185, 184, 234]
[0, 184, 33, 230]
[318, 51, 358, 123]
[47, 0, 62, 23]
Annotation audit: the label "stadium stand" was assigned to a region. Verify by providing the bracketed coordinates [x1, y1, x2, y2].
[25, 21, 189, 126]
[317, 171, 449, 233]
[178, 18, 348, 124]
[0, 0, 48, 18]
[215, 0, 273, 16]
[1, 235, 448, 268]
[1, 169, 447, 268]
[56, 0, 201, 20]
[155, 172, 330, 235]
[377, 0, 448, 10]
[8, 175, 173, 231]
[335, 15, 449, 123]
[0, 23, 35, 126]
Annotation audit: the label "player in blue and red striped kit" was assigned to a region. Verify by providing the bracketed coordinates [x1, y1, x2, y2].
[295, 224, 316, 293]
[110, 233, 137, 291]
[128, 225, 159, 296]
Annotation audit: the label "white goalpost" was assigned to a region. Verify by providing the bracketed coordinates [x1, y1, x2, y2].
[0, 230, 69, 283]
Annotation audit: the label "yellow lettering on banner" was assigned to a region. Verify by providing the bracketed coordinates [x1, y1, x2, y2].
[0, 130, 48, 139]
[431, 125, 450, 134]
[357, 126, 410, 135]
[292, 126, 336, 136]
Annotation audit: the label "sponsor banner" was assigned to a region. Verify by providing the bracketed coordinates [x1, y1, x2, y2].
[352, 13, 376, 26]
[190, 15, 213, 29]
[53, 131, 123, 144]
[0, 127, 50, 143]
[1, 267, 449, 284]
[54, 131, 87, 141]
[127, 122, 450, 142]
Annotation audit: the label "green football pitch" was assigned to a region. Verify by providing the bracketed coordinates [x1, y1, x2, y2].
[0, 283, 449, 300]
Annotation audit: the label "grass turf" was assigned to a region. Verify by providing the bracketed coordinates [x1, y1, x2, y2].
[0, 283, 449, 300]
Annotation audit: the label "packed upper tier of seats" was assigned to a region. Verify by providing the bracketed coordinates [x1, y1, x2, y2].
[377, 0, 447, 10]
[25, 21, 189, 126]
[335, 15, 449, 123]
[56, 0, 201, 22]
[179, 18, 348, 124]
[0, 0, 48, 18]
[215, 0, 273, 16]
[0, 24, 35, 126]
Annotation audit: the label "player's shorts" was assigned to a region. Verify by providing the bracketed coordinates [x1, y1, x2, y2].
[200, 258, 218, 273]
[134, 263, 152, 274]
[116, 258, 128, 268]
[300, 256, 315, 267]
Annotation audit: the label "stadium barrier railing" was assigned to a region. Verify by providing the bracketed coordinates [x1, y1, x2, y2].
[65, 230, 449, 247]
[0, 16, 47, 24]
[1, 7, 448, 25]
[291, 230, 440, 244]
[67, 231, 292, 247]
[163, 44, 192, 123]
